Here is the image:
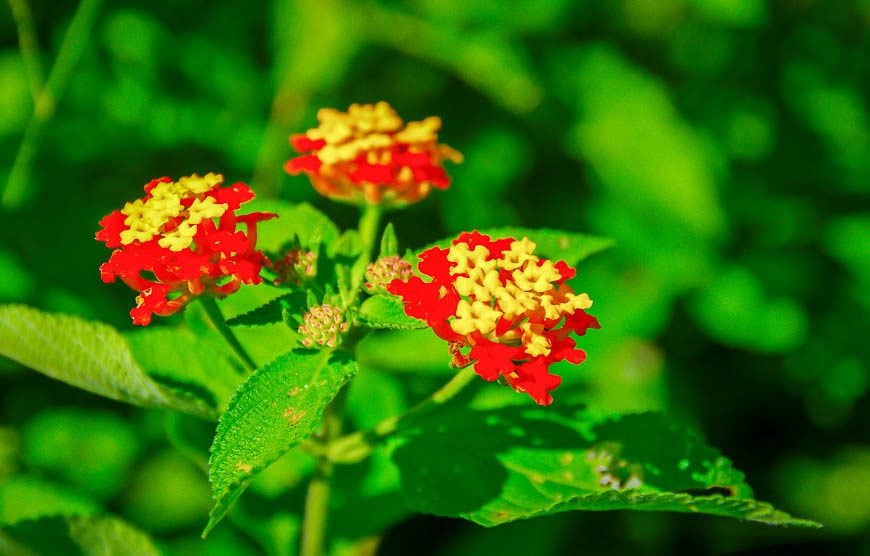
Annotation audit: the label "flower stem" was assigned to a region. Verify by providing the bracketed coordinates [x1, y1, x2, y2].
[299, 203, 381, 555]
[198, 296, 258, 372]
[300, 383, 348, 556]
[327, 366, 477, 464]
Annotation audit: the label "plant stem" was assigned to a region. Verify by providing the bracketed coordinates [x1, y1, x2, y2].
[6, 0, 46, 101]
[299, 203, 381, 555]
[198, 296, 258, 372]
[300, 384, 348, 556]
[2, 0, 104, 209]
[327, 366, 477, 464]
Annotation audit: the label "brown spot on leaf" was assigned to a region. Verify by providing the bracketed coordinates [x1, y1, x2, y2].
[236, 462, 253, 473]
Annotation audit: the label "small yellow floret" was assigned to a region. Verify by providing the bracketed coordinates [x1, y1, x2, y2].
[158, 221, 198, 251]
[448, 242, 496, 275]
[450, 300, 503, 336]
[187, 197, 228, 225]
[521, 323, 551, 357]
[395, 116, 441, 144]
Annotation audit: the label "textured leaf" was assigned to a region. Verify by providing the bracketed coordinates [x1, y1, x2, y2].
[357, 295, 427, 330]
[0, 477, 98, 526]
[224, 292, 309, 327]
[0, 305, 215, 418]
[430, 228, 613, 266]
[68, 515, 160, 556]
[206, 349, 358, 534]
[389, 407, 818, 527]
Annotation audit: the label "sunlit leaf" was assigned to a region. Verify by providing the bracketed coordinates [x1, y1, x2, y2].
[0, 305, 215, 418]
[206, 349, 357, 534]
[358, 295, 427, 330]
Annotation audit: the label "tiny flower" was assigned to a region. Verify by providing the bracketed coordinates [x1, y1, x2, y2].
[96, 173, 276, 325]
[285, 101, 462, 207]
[388, 231, 600, 405]
[364, 256, 413, 293]
[297, 304, 348, 348]
[272, 248, 317, 286]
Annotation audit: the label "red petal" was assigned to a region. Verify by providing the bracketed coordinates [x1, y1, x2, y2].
[285, 154, 322, 175]
[290, 135, 326, 152]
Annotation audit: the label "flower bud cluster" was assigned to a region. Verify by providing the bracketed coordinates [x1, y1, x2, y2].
[297, 304, 348, 348]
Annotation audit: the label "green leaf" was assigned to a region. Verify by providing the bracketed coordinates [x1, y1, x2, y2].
[357, 295, 426, 330]
[389, 407, 819, 528]
[379, 223, 399, 258]
[429, 228, 613, 266]
[245, 201, 340, 253]
[68, 516, 161, 556]
[206, 349, 358, 534]
[0, 477, 98, 526]
[225, 292, 309, 327]
[0, 305, 215, 419]
[124, 326, 241, 412]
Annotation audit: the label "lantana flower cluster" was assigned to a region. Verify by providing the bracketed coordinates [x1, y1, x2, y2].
[96, 173, 275, 325]
[285, 101, 463, 206]
[388, 232, 600, 405]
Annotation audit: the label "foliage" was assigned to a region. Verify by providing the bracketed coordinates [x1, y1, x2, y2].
[1, 0, 865, 555]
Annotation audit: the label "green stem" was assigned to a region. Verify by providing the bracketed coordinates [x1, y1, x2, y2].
[300, 384, 348, 556]
[299, 203, 381, 555]
[2, 0, 104, 209]
[198, 296, 258, 372]
[327, 366, 477, 464]
[6, 0, 46, 101]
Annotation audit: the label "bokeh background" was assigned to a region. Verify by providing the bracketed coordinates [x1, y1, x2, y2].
[1, 0, 868, 554]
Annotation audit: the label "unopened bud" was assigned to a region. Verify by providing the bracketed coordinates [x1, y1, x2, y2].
[365, 256, 413, 293]
[273, 249, 317, 286]
[298, 304, 348, 348]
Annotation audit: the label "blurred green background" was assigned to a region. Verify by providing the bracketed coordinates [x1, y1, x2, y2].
[1, 0, 868, 554]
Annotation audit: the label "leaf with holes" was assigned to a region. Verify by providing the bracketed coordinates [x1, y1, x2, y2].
[0, 305, 215, 419]
[388, 406, 819, 528]
[358, 295, 427, 330]
[205, 349, 357, 535]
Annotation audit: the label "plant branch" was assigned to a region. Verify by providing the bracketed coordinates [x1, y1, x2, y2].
[300, 383, 348, 556]
[327, 365, 477, 464]
[198, 296, 258, 372]
[6, 0, 46, 101]
[2, 0, 104, 209]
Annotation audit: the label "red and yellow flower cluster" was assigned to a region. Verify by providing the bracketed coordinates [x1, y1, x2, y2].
[285, 102, 463, 206]
[388, 232, 599, 405]
[96, 173, 276, 325]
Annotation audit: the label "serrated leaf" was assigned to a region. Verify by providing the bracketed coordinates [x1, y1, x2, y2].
[206, 349, 358, 534]
[379, 223, 399, 258]
[429, 228, 613, 266]
[68, 515, 161, 556]
[0, 305, 215, 419]
[358, 295, 427, 330]
[389, 407, 818, 528]
[225, 292, 309, 327]
[0, 477, 98, 526]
